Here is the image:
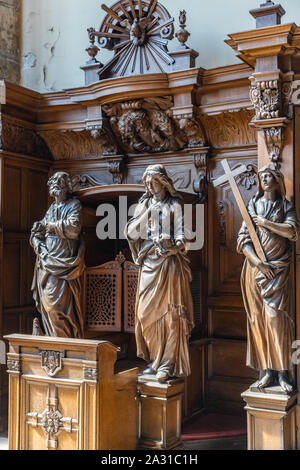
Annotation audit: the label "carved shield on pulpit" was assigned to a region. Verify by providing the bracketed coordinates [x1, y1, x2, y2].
[41, 350, 62, 377]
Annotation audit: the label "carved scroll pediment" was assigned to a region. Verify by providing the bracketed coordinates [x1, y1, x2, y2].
[71, 174, 104, 192]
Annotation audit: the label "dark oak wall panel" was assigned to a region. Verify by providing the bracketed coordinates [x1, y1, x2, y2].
[207, 149, 258, 414]
[208, 308, 247, 339]
[3, 242, 20, 308]
[28, 170, 50, 229]
[2, 166, 21, 231]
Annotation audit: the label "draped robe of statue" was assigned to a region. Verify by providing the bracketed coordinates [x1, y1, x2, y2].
[30, 198, 85, 338]
[237, 195, 298, 372]
[125, 195, 194, 377]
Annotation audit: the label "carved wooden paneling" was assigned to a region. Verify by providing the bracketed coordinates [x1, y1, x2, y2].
[190, 271, 202, 326]
[0, 118, 51, 160]
[183, 341, 207, 418]
[200, 109, 256, 148]
[208, 307, 247, 339]
[208, 376, 253, 415]
[123, 261, 139, 333]
[3, 166, 21, 231]
[22, 380, 80, 450]
[3, 242, 20, 308]
[28, 170, 49, 230]
[209, 339, 257, 380]
[209, 158, 258, 295]
[207, 150, 258, 415]
[85, 261, 122, 332]
[1, 161, 50, 324]
[40, 130, 107, 161]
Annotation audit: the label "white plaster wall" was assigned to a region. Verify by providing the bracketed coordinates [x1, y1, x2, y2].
[21, 0, 300, 93]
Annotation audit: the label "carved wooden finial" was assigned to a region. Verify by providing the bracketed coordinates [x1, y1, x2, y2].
[250, 1, 285, 28]
[175, 10, 190, 49]
[86, 28, 101, 65]
[115, 252, 126, 265]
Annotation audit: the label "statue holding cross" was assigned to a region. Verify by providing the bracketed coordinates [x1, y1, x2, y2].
[214, 160, 299, 394]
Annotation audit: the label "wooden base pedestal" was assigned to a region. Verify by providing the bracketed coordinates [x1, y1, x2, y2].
[5, 334, 138, 450]
[138, 375, 184, 450]
[242, 387, 297, 450]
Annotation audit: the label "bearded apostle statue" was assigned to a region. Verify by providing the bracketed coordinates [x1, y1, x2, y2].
[125, 164, 194, 383]
[237, 164, 299, 394]
[30, 172, 85, 338]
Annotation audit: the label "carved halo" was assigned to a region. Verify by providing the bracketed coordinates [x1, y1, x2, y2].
[92, 0, 175, 77]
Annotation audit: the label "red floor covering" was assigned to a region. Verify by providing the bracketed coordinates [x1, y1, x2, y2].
[181, 413, 247, 441]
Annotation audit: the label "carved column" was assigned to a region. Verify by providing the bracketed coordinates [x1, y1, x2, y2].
[0, 0, 20, 84]
[227, 1, 300, 450]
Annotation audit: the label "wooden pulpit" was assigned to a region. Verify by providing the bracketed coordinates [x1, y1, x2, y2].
[5, 334, 138, 450]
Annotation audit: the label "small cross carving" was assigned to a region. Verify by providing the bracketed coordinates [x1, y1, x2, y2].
[26, 385, 78, 450]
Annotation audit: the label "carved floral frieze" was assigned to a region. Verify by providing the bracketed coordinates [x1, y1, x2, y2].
[250, 80, 280, 120]
[35, 101, 259, 163]
[0, 118, 51, 159]
[199, 109, 257, 148]
[7, 359, 21, 373]
[250, 77, 293, 122]
[39, 130, 107, 161]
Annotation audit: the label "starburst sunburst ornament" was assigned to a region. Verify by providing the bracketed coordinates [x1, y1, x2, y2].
[87, 0, 175, 78]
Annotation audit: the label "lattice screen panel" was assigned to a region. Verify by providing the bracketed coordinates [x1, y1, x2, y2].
[123, 261, 139, 333]
[85, 261, 122, 331]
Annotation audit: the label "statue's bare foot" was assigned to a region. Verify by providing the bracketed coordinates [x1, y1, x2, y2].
[256, 370, 274, 389]
[278, 372, 294, 394]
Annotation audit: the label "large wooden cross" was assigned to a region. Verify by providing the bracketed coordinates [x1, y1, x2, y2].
[213, 159, 267, 262]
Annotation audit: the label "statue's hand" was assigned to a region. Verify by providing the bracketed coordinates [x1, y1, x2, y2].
[32, 221, 46, 237]
[252, 215, 267, 228]
[156, 244, 184, 258]
[176, 240, 185, 252]
[257, 261, 276, 280]
[46, 222, 56, 234]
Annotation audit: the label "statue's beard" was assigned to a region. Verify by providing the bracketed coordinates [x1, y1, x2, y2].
[49, 187, 66, 198]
